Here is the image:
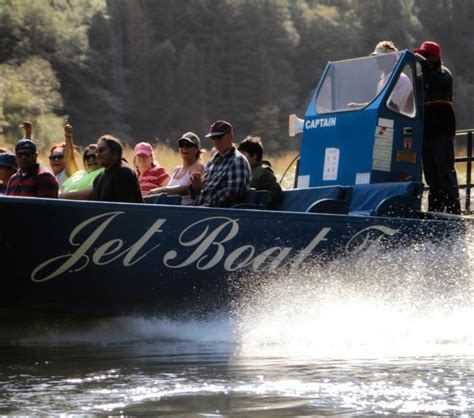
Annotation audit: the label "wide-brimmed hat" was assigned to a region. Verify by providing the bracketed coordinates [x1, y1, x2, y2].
[205, 120, 233, 138]
[179, 132, 201, 148]
[413, 41, 441, 57]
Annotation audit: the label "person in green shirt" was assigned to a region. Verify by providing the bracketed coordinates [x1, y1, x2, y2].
[60, 123, 104, 199]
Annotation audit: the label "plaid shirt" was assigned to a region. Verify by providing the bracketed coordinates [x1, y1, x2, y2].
[194, 146, 250, 207]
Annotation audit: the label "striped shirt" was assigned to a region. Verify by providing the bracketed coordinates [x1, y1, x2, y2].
[6, 164, 58, 198]
[194, 146, 251, 207]
[139, 166, 170, 196]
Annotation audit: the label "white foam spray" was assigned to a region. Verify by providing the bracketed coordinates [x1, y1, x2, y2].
[233, 230, 474, 359]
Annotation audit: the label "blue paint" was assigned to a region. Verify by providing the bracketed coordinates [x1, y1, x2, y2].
[298, 51, 423, 187]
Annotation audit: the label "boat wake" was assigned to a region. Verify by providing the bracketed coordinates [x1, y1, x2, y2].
[4, 230, 473, 360]
[234, 229, 474, 359]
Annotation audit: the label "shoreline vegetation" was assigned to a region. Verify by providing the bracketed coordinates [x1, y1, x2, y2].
[1, 0, 473, 156]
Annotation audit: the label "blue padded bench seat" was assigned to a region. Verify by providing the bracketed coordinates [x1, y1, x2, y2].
[273, 185, 349, 213]
[143, 194, 182, 205]
[233, 189, 272, 209]
[348, 181, 423, 217]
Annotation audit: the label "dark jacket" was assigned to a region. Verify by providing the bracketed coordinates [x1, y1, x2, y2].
[251, 160, 283, 205]
[92, 160, 143, 203]
[420, 60, 456, 137]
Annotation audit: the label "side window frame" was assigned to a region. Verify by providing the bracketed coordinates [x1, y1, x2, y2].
[386, 63, 416, 117]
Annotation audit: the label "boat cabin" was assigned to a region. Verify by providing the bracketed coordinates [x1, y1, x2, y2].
[292, 50, 423, 188]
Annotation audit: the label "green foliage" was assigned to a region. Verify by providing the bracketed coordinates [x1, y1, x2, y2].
[252, 104, 281, 154]
[0, 0, 473, 152]
[0, 57, 63, 151]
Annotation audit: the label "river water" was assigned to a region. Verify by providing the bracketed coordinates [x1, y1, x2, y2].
[1, 232, 473, 416]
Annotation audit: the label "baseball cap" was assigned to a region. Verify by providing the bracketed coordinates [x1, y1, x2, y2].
[205, 120, 233, 138]
[179, 132, 201, 148]
[134, 142, 154, 156]
[15, 139, 37, 153]
[413, 41, 441, 56]
[0, 152, 18, 170]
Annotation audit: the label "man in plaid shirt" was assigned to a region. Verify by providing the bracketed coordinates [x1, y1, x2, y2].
[190, 120, 250, 207]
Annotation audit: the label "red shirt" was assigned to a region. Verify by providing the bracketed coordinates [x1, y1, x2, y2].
[6, 164, 58, 198]
[139, 166, 169, 196]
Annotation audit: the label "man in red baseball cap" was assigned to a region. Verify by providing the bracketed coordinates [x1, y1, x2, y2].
[413, 40, 460, 214]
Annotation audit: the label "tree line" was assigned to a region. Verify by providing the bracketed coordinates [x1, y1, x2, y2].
[1, 0, 473, 153]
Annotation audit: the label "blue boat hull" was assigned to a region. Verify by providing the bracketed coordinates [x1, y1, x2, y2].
[0, 196, 467, 317]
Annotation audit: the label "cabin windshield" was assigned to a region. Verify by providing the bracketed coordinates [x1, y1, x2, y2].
[315, 52, 403, 114]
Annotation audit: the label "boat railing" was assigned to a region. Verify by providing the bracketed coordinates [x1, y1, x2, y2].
[454, 128, 473, 215]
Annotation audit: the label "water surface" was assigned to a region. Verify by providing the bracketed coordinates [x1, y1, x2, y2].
[1, 233, 473, 416]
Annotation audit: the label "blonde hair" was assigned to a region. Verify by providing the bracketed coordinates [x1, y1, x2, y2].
[372, 40, 398, 55]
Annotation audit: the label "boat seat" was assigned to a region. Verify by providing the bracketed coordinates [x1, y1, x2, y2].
[273, 185, 349, 213]
[306, 198, 349, 214]
[348, 181, 423, 217]
[232, 189, 271, 209]
[143, 194, 183, 205]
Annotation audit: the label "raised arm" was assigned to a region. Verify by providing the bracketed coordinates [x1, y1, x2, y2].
[20, 121, 32, 139]
[64, 121, 79, 176]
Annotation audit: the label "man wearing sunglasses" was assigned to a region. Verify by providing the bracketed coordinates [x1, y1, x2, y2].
[190, 120, 250, 207]
[414, 41, 460, 214]
[6, 139, 58, 198]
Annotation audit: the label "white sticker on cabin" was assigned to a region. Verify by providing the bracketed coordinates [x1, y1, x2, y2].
[378, 118, 394, 128]
[372, 130, 393, 172]
[355, 172, 371, 184]
[297, 175, 310, 188]
[323, 148, 339, 181]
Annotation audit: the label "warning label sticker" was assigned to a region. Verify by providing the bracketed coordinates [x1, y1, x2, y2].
[372, 126, 393, 172]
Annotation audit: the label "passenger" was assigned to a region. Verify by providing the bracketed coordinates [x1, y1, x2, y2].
[0, 152, 17, 194]
[348, 40, 412, 111]
[6, 139, 58, 198]
[133, 142, 170, 196]
[371, 41, 412, 111]
[149, 132, 204, 205]
[237, 135, 283, 206]
[190, 120, 251, 207]
[414, 40, 461, 214]
[60, 123, 104, 198]
[48, 143, 68, 188]
[91, 134, 143, 203]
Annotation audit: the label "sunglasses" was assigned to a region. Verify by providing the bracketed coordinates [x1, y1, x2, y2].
[84, 153, 97, 161]
[49, 153, 64, 161]
[178, 141, 196, 148]
[16, 151, 35, 158]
